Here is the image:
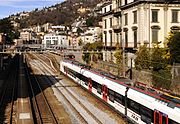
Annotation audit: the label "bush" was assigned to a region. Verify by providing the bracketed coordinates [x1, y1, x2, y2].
[134, 45, 151, 70]
[152, 69, 172, 89]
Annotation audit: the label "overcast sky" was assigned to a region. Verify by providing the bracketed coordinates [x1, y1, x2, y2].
[0, 0, 65, 19]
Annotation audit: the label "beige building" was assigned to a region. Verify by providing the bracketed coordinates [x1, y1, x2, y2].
[102, 0, 180, 63]
[0, 33, 6, 44]
[20, 31, 32, 41]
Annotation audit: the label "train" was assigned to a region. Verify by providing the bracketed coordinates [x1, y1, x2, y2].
[60, 59, 180, 124]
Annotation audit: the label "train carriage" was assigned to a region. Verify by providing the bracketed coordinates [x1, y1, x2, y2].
[60, 60, 180, 124]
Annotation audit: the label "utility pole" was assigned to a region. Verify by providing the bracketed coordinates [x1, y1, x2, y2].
[122, 37, 125, 77]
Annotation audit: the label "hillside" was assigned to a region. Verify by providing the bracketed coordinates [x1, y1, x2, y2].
[11, 0, 102, 28]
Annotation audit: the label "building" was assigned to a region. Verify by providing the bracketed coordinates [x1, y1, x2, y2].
[83, 27, 102, 43]
[0, 33, 6, 51]
[20, 31, 32, 41]
[43, 23, 53, 32]
[120, 0, 180, 49]
[102, 0, 180, 62]
[42, 33, 68, 49]
[81, 33, 94, 44]
[102, 1, 121, 61]
[0, 33, 6, 44]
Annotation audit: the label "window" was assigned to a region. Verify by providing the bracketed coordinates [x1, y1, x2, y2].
[133, 11, 137, 24]
[128, 99, 140, 114]
[108, 89, 115, 102]
[110, 18, 112, 28]
[80, 74, 88, 85]
[66, 67, 78, 78]
[117, 0, 121, 7]
[140, 105, 153, 123]
[97, 84, 102, 94]
[152, 9, 158, 22]
[92, 80, 98, 89]
[155, 113, 159, 124]
[110, 32, 112, 47]
[110, 5, 112, 11]
[104, 19, 107, 29]
[125, 0, 127, 5]
[162, 116, 167, 124]
[125, 30, 128, 47]
[104, 8, 106, 13]
[172, 10, 178, 23]
[125, 13, 128, 25]
[134, 30, 137, 48]
[104, 32, 107, 49]
[114, 92, 124, 105]
[116, 33, 119, 44]
[54, 40, 58, 45]
[169, 119, 179, 124]
[46, 40, 51, 45]
[152, 29, 158, 43]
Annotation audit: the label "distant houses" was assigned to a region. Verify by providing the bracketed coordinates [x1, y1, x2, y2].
[10, 0, 180, 62]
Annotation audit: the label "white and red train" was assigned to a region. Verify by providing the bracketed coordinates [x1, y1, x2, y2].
[60, 59, 180, 124]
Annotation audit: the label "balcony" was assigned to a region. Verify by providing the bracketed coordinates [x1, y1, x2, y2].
[112, 25, 121, 33]
[102, 10, 114, 17]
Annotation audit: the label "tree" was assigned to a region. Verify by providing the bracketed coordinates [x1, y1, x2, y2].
[134, 44, 151, 70]
[86, 17, 93, 27]
[83, 41, 103, 51]
[0, 18, 19, 44]
[150, 43, 171, 89]
[152, 69, 172, 89]
[167, 32, 180, 63]
[114, 48, 123, 65]
[114, 48, 123, 75]
[151, 44, 168, 71]
[82, 52, 91, 64]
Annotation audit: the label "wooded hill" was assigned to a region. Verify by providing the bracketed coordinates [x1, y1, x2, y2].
[11, 0, 101, 28]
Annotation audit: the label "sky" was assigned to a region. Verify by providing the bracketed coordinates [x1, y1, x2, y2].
[0, 0, 65, 19]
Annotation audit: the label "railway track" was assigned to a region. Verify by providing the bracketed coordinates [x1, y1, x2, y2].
[25, 59, 58, 124]
[32, 53, 103, 124]
[0, 55, 18, 124]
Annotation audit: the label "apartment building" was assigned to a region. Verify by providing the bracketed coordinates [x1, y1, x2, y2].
[42, 33, 67, 49]
[102, 1, 122, 61]
[102, 1, 116, 50]
[102, 0, 180, 62]
[20, 31, 32, 41]
[120, 0, 180, 49]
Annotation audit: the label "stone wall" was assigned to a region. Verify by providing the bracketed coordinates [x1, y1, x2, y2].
[132, 69, 153, 86]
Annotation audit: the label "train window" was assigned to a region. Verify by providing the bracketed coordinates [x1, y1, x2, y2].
[108, 89, 115, 102]
[68, 68, 77, 78]
[169, 119, 179, 124]
[156, 113, 159, 124]
[92, 80, 98, 89]
[128, 99, 140, 114]
[114, 92, 125, 105]
[76, 73, 80, 79]
[85, 81, 88, 86]
[162, 116, 166, 124]
[80, 75, 88, 85]
[97, 84, 102, 94]
[140, 105, 153, 123]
